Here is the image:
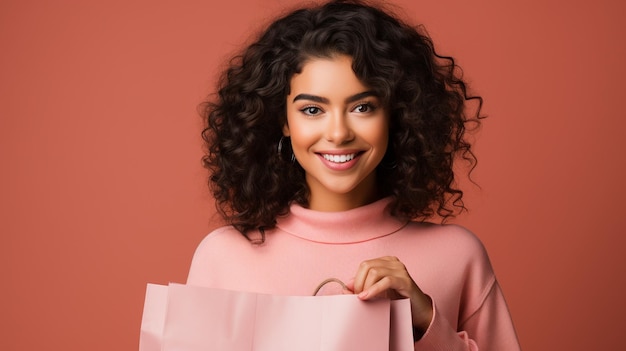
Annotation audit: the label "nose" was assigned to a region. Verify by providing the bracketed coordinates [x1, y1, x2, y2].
[324, 111, 354, 144]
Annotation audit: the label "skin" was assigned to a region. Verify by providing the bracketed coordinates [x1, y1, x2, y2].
[284, 54, 388, 212]
[283, 55, 434, 336]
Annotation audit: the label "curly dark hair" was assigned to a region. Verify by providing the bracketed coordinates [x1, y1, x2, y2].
[201, 0, 483, 238]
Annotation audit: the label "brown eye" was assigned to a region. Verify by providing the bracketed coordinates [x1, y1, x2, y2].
[301, 106, 322, 116]
[354, 103, 373, 113]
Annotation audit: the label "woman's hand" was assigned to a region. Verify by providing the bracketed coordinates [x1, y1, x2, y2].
[346, 256, 434, 336]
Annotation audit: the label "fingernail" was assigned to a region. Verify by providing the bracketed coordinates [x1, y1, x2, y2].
[358, 291, 368, 299]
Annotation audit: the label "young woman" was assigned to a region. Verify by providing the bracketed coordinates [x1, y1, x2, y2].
[188, 0, 520, 349]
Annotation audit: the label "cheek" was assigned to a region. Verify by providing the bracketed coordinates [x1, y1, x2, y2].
[359, 120, 389, 149]
[290, 128, 317, 153]
[285, 118, 317, 151]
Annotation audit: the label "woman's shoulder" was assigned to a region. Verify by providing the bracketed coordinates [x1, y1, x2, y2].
[187, 225, 257, 286]
[401, 223, 498, 299]
[402, 222, 494, 272]
[199, 225, 244, 241]
[405, 222, 486, 250]
[193, 225, 253, 254]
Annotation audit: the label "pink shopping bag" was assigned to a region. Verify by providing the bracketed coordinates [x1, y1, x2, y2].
[139, 282, 414, 351]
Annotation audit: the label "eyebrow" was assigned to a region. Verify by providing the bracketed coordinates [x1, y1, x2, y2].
[292, 91, 377, 104]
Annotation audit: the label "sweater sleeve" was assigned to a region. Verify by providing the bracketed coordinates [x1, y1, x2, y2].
[414, 300, 478, 351]
[414, 280, 520, 351]
[187, 227, 231, 287]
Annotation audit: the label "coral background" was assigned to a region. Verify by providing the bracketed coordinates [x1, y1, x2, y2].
[2, 0, 625, 350]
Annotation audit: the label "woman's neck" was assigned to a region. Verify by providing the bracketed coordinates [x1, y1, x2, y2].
[306, 176, 381, 212]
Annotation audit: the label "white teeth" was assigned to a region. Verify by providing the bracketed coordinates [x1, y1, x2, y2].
[323, 153, 356, 163]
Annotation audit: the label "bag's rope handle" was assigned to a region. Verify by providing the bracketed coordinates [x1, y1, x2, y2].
[312, 278, 348, 296]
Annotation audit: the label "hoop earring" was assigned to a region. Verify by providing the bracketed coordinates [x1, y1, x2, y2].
[277, 136, 295, 163]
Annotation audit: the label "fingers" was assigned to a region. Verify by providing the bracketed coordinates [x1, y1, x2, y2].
[351, 256, 434, 333]
[352, 256, 412, 300]
[358, 275, 395, 299]
[345, 278, 355, 293]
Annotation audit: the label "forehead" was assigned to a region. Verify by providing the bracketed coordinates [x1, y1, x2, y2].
[288, 55, 371, 98]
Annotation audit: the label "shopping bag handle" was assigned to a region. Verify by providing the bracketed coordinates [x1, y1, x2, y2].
[312, 278, 348, 296]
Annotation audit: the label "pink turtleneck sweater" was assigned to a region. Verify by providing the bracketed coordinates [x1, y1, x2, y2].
[187, 198, 520, 350]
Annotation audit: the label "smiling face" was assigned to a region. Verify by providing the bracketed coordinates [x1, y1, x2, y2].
[284, 55, 389, 211]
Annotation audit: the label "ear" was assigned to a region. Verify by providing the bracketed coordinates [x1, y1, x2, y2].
[282, 123, 290, 137]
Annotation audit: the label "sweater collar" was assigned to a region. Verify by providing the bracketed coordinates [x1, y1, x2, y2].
[275, 197, 408, 244]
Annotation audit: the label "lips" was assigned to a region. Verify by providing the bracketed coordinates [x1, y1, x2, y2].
[317, 151, 364, 170]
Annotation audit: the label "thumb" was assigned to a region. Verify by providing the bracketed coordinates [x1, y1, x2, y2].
[344, 278, 356, 294]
